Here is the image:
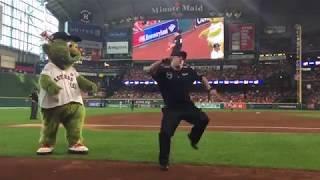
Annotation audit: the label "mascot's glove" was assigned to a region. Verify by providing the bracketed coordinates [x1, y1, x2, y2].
[90, 83, 98, 93]
[47, 83, 62, 96]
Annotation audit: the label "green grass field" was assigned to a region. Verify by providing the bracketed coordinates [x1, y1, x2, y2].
[1, 107, 320, 170]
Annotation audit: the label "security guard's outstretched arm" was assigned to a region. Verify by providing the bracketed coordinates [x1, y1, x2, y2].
[145, 58, 170, 75]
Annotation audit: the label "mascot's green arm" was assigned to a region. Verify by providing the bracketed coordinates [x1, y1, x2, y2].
[77, 75, 97, 93]
[39, 74, 62, 96]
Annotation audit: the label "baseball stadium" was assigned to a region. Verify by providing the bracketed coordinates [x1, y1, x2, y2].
[0, 0, 320, 179]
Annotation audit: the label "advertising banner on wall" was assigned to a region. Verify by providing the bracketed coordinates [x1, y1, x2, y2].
[78, 40, 103, 61]
[65, 21, 103, 42]
[133, 19, 179, 47]
[106, 42, 129, 54]
[195, 102, 222, 109]
[0, 55, 16, 69]
[15, 65, 34, 73]
[224, 102, 247, 110]
[105, 28, 130, 42]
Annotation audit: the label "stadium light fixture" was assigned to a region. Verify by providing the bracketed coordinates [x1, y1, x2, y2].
[123, 80, 264, 86]
[234, 11, 242, 18]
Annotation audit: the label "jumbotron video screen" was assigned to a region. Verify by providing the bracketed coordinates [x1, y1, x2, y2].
[132, 17, 224, 61]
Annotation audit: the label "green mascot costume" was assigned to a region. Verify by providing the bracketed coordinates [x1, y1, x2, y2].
[36, 32, 97, 155]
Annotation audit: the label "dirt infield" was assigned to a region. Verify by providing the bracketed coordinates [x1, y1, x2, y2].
[2, 111, 320, 179]
[2, 157, 320, 180]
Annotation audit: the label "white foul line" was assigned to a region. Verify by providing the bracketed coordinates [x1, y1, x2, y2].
[8, 124, 320, 131]
[85, 124, 320, 131]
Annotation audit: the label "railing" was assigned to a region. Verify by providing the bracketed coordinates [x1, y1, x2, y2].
[0, 97, 316, 110]
[0, 97, 32, 107]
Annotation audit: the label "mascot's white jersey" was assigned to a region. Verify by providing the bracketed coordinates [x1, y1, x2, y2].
[39, 62, 83, 109]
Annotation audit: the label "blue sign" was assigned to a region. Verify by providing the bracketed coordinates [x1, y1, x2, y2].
[106, 28, 130, 41]
[143, 20, 178, 44]
[85, 99, 106, 107]
[66, 22, 103, 42]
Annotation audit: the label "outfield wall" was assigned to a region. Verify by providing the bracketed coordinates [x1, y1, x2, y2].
[0, 97, 314, 110]
[84, 99, 310, 110]
[0, 72, 39, 97]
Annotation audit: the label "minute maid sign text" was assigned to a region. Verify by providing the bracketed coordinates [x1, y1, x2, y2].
[152, 4, 204, 14]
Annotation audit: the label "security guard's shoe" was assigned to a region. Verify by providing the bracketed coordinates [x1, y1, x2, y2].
[160, 164, 169, 171]
[188, 133, 199, 150]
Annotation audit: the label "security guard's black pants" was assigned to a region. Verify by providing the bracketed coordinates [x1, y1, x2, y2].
[158, 107, 209, 165]
[30, 101, 38, 120]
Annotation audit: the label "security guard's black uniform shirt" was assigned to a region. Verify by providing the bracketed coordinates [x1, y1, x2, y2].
[152, 65, 202, 109]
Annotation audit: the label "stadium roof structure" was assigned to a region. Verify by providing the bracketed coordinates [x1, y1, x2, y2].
[46, 0, 320, 34]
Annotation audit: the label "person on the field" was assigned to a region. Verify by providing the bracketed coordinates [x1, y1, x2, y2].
[29, 88, 39, 120]
[130, 99, 135, 111]
[146, 51, 219, 171]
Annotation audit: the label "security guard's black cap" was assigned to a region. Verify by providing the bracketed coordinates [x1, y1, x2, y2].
[50, 32, 82, 42]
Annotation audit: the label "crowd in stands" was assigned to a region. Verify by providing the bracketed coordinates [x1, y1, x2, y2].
[302, 67, 320, 81]
[110, 90, 162, 99]
[109, 89, 287, 103]
[113, 62, 298, 103]
[122, 64, 287, 81]
[123, 66, 149, 80]
[1, 60, 319, 106]
[302, 68, 320, 107]
[190, 90, 283, 103]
